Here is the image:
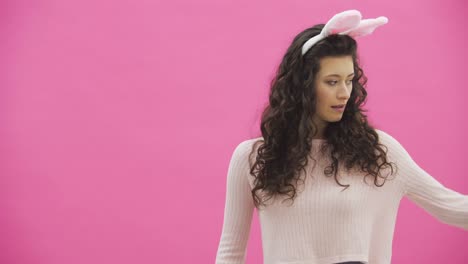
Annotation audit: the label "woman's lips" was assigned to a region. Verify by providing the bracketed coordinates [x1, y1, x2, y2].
[331, 105, 345, 112]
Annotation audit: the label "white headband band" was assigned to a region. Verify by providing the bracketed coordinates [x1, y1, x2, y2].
[301, 9, 389, 56]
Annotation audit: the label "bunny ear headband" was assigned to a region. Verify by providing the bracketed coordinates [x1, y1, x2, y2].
[301, 9, 388, 56]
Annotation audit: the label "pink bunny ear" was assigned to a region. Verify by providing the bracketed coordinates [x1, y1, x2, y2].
[321, 9, 362, 35]
[339, 16, 389, 38]
[301, 10, 389, 56]
[302, 9, 362, 55]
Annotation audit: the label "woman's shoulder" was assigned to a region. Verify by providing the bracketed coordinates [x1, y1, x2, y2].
[374, 128, 409, 156]
[237, 136, 263, 147]
[230, 136, 264, 158]
[375, 128, 400, 145]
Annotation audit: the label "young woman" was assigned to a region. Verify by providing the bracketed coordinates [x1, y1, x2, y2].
[215, 10, 468, 264]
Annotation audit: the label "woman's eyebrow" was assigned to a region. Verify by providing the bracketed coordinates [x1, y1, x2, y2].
[325, 73, 355, 77]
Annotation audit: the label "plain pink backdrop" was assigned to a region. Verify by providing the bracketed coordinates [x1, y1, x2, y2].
[1, 0, 467, 263]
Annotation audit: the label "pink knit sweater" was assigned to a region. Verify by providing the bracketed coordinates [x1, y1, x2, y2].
[215, 129, 468, 264]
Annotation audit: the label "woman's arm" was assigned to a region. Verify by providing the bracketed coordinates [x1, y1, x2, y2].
[215, 140, 256, 264]
[379, 129, 468, 230]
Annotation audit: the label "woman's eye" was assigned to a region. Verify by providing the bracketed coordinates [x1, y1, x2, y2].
[327, 80, 353, 86]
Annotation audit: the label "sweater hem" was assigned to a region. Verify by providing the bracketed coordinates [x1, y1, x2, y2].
[270, 254, 369, 264]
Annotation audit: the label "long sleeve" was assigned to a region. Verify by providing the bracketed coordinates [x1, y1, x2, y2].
[381, 130, 468, 230]
[215, 140, 256, 264]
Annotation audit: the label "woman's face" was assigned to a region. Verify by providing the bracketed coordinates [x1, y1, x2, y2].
[312, 55, 354, 129]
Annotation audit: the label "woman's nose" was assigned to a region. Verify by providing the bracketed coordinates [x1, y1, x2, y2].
[338, 83, 351, 99]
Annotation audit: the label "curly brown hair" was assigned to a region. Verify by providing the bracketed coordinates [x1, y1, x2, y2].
[247, 24, 397, 210]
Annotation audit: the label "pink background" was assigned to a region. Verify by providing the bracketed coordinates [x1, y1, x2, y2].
[1, 0, 467, 263]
